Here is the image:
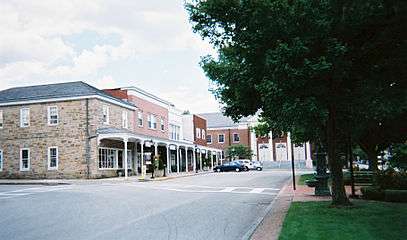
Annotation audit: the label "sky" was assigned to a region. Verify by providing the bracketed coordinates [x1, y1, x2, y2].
[0, 0, 221, 113]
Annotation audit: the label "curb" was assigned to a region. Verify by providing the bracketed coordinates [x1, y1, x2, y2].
[242, 179, 294, 240]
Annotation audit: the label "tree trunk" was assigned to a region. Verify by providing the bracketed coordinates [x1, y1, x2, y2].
[327, 104, 351, 206]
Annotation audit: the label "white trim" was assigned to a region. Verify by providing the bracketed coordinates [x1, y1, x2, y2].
[47, 146, 59, 170]
[47, 106, 59, 126]
[218, 134, 225, 143]
[207, 134, 212, 144]
[0, 95, 136, 110]
[122, 111, 128, 129]
[0, 149, 3, 171]
[207, 126, 249, 130]
[20, 108, 30, 128]
[20, 148, 30, 171]
[232, 133, 240, 143]
[137, 111, 143, 127]
[102, 105, 110, 125]
[123, 87, 174, 107]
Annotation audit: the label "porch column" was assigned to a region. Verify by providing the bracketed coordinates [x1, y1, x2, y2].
[306, 142, 313, 168]
[185, 147, 189, 173]
[199, 151, 203, 171]
[141, 141, 145, 177]
[166, 144, 170, 174]
[211, 152, 214, 170]
[176, 145, 180, 173]
[193, 148, 196, 172]
[134, 142, 138, 176]
[287, 132, 292, 162]
[124, 138, 128, 179]
[269, 131, 274, 161]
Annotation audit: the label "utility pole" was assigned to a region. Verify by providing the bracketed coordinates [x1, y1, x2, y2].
[291, 142, 296, 190]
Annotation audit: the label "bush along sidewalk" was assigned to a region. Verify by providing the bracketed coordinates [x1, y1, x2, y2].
[361, 169, 407, 202]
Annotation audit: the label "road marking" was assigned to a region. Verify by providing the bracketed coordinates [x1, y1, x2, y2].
[0, 186, 71, 200]
[249, 188, 265, 194]
[220, 187, 237, 192]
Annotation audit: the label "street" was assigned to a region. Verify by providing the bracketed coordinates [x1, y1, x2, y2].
[0, 170, 290, 240]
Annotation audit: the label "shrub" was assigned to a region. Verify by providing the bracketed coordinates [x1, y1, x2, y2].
[361, 186, 385, 201]
[376, 169, 407, 190]
[384, 190, 407, 203]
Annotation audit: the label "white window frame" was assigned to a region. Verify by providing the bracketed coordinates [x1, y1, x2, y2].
[202, 129, 206, 140]
[160, 118, 165, 132]
[48, 146, 58, 170]
[122, 111, 128, 129]
[20, 148, 30, 171]
[233, 133, 240, 143]
[0, 149, 3, 171]
[218, 134, 225, 143]
[102, 105, 110, 125]
[137, 111, 143, 127]
[196, 128, 201, 138]
[20, 108, 30, 128]
[207, 134, 212, 144]
[148, 114, 157, 129]
[0, 110, 3, 129]
[47, 106, 59, 126]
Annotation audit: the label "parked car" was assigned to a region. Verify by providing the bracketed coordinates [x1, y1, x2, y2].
[250, 161, 263, 171]
[214, 162, 246, 172]
[232, 160, 252, 171]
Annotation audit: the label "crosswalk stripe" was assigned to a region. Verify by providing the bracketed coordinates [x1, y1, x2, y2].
[249, 188, 265, 194]
[219, 187, 237, 192]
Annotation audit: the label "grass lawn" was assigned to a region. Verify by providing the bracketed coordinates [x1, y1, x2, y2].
[298, 173, 314, 185]
[279, 200, 407, 240]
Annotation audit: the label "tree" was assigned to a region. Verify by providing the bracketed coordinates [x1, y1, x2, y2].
[186, 0, 407, 206]
[226, 144, 253, 160]
[390, 143, 407, 171]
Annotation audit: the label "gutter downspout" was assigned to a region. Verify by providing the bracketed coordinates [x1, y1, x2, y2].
[85, 98, 91, 179]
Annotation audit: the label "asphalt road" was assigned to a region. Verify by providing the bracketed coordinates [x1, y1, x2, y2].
[0, 170, 290, 240]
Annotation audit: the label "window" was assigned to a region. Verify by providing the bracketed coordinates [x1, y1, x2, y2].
[102, 105, 109, 125]
[218, 134, 225, 143]
[160, 118, 165, 131]
[122, 111, 128, 128]
[20, 148, 30, 171]
[99, 148, 117, 169]
[47, 106, 59, 125]
[169, 124, 181, 140]
[233, 133, 240, 142]
[0, 110, 3, 128]
[48, 147, 58, 170]
[0, 149, 3, 171]
[148, 114, 156, 129]
[20, 108, 30, 127]
[137, 111, 143, 127]
[196, 128, 201, 138]
[207, 135, 212, 144]
[202, 129, 206, 140]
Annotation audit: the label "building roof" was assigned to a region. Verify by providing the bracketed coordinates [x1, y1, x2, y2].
[0, 81, 135, 108]
[199, 112, 252, 128]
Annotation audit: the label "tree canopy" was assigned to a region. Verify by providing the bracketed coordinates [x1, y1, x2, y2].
[187, 0, 407, 206]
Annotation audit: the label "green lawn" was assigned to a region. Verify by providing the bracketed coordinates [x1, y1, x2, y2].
[279, 201, 407, 240]
[298, 173, 315, 185]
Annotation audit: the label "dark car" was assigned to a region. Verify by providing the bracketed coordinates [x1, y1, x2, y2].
[214, 162, 246, 172]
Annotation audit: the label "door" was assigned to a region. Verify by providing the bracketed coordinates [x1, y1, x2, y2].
[275, 143, 288, 161]
[293, 144, 305, 161]
[258, 144, 271, 161]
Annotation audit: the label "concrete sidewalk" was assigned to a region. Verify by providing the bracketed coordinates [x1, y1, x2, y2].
[0, 171, 212, 185]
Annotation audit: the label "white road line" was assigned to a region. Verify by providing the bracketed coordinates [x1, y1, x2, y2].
[220, 187, 237, 192]
[0, 186, 71, 200]
[249, 188, 265, 194]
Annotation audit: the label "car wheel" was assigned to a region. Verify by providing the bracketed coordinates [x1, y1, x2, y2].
[245, 166, 249, 171]
[257, 167, 262, 171]
[235, 168, 240, 172]
[216, 168, 221, 172]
